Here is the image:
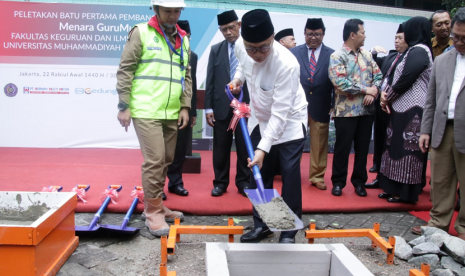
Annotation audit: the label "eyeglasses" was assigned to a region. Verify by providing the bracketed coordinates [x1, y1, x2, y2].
[219, 23, 238, 33]
[305, 32, 323, 38]
[450, 34, 465, 44]
[245, 43, 272, 54]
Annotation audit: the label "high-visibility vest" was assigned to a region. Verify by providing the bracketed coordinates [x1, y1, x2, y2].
[130, 23, 189, 119]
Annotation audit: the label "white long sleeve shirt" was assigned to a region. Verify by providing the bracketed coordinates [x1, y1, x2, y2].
[448, 53, 465, 119]
[234, 38, 308, 153]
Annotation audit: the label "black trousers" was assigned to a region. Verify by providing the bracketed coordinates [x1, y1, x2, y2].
[331, 116, 374, 189]
[212, 112, 250, 190]
[373, 99, 390, 176]
[250, 126, 305, 239]
[167, 122, 191, 189]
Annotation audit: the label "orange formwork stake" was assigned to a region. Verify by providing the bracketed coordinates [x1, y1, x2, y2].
[409, 263, 430, 276]
[160, 237, 176, 276]
[159, 263, 176, 276]
[166, 217, 244, 256]
[305, 223, 395, 265]
[372, 223, 380, 248]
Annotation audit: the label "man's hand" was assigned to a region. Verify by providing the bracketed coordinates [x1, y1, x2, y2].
[117, 109, 132, 132]
[206, 112, 215, 127]
[419, 134, 430, 153]
[329, 108, 335, 120]
[247, 149, 265, 170]
[228, 78, 243, 94]
[380, 91, 390, 113]
[371, 46, 388, 54]
[365, 86, 379, 98]
[178, 107, 190, 129]
[190, 116, 196, 127]
[363, 95, 375, 106]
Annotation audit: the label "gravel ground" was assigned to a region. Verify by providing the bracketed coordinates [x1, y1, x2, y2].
[57, 212, 427, 276]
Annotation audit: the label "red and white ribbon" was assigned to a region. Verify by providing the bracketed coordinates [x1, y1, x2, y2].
[42, 186, 58, 192]
[228, 98, 251, 132]
[101, 188, 119, 204]
[130, 189, 144, 203]
[71, 187, 88, 204]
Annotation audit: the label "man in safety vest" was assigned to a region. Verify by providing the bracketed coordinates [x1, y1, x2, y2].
[116, 0, 192, 237]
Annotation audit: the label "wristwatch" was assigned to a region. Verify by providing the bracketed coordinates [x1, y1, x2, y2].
[117, 102, 129, 111]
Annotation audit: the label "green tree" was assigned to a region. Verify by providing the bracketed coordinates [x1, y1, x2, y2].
[442, 0, 465, 16]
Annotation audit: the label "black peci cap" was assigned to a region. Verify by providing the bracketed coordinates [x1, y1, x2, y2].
[177, 20, 191, 34]
[217, 10, 238, 26]
[305, 18, 325, 30]
[241, 9, 274, 43]
[396, 23, 403, 33]
[275, 28, 294, 41]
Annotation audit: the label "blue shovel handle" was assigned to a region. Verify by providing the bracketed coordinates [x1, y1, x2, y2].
[88, 185, 122, 230]
[225, 85, 266, 204]
[121, 197, 139, 229]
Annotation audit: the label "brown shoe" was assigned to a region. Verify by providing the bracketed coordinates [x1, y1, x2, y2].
[311, 182, 327, 190]
[144, 197, 170, 237]
[458, 233, 465, 241]
[411, 223, 428, 235]
[164, 205, 184, 223]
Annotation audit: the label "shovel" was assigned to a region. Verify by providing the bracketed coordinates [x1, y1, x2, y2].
[75, 185, 122, 235]
[100, 186, 141, 235]
[225, 85, 303, 232]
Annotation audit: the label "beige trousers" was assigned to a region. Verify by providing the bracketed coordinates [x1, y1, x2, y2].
[308, 115, 329, 183]
[429, 122, 465, 234]
[133, 118, 178, 198]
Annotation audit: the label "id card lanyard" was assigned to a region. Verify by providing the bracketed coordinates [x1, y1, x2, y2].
[160, 26, 185, 91]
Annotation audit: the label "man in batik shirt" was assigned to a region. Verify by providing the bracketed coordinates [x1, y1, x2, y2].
[328, 19, 383, 198]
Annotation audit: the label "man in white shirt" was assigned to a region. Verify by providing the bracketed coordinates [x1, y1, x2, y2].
[412, 8, 465, 240]
[229, 9, 308, 244]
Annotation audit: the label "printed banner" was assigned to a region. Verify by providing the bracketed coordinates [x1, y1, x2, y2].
[0, 1, 399, 149]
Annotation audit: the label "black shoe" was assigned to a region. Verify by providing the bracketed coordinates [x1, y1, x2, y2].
[331, 186, 342, 196]
[369, 164, 377, 173]
[378, 192, 391, 199]
[279, 237, 295, 244]
[238, 188, 248, 198]
[211, 187, 226, 197]
[168, 186, 189, 196]
[355, 186, 367, 197]
[240, 227, 273, 243]
[162, 192, 167, 200]
[387, 197, 403, 203]
[365, 179, 379, 189]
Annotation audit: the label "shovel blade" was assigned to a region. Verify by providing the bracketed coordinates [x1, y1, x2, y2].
[75, 225, 100, 235]
[244, 188, 304, 232]
[100, 224, 140, 235]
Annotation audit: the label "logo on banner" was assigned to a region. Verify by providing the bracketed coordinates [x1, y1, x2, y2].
[4, 83, 18, 97]
[78, 87, 117, 95]
[22, 87, 70, 94]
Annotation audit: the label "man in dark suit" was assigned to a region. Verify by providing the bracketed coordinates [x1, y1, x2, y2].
[412, 8, 465, 240]
[366, 24, 408, 189]
[204, 10, 250, 197]
[290, 18, 334, 190]
[166, 20, 197, 198]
